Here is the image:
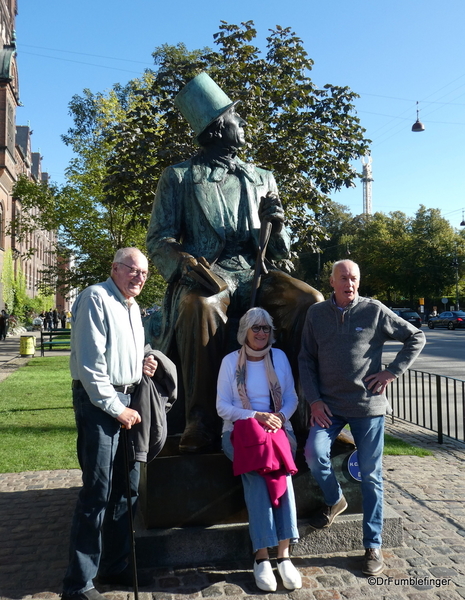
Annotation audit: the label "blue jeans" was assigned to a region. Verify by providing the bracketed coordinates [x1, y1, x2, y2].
[222, 429, 299, 553]
[63, 387, 140, 595]
[304, 414, 384, 549]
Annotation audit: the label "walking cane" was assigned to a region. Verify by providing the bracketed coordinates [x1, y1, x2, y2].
[121, 425, 139, 600]
[250, 219, 272, 308]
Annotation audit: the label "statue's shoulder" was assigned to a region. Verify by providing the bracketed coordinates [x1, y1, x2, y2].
[159, 158, 195, 185]
[164, 158, 194, 173]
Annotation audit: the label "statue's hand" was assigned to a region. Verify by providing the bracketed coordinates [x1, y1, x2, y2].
[259, 192, 284, 233]
[180, 255, 199, 286]
[180, 256, 226, 294]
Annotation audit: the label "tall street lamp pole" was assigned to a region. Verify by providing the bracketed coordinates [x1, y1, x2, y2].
[451, 245, 460, 311]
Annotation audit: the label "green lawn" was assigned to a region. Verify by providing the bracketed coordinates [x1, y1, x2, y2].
[384, 433, 432, 457]
[0, 356, 79, 473]
[0, 356, 432, 473]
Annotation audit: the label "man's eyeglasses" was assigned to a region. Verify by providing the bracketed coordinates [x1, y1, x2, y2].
[251, 325, 271, 333]
[117, 262, 150, 280]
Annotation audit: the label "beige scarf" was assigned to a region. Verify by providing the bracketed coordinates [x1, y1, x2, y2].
[235, 344, 282, 412]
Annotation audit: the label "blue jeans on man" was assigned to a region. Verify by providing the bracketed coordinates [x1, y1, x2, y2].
[304, 414, 384, 548]
[63, 386, 140, 595]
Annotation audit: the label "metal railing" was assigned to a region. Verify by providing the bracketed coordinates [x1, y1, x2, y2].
[386, 368, 465, 444]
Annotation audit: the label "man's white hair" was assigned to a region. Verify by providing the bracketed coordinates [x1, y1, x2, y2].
[331, 259, 360, 278]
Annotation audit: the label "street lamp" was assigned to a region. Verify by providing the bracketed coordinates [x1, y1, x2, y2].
[411, 101, 425, 132]
[451, 245, 460, 311]
[316, 243, 351, 287]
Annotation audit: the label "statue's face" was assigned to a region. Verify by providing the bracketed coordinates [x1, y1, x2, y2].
[221, 107, 247, 148]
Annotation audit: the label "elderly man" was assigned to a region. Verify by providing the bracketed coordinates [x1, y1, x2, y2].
[298, 260, 425, 576]
[146, 72, 322, 453]
[62, 248, 157, 600]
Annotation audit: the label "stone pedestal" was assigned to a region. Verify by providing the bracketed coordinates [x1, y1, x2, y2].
[138, 435, 362, 529]
[136, 435, 402, 568]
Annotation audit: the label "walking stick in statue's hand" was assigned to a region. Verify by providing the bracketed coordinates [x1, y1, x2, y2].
[249, 219, 272, 309]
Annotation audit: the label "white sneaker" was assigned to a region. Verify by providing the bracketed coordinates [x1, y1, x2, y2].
[253, 559, 277, 592]
[277, 558, 302, 590]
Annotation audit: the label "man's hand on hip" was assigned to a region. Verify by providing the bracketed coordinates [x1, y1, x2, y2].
[364, 370, 395, 395]
[310, 400, 333, 428]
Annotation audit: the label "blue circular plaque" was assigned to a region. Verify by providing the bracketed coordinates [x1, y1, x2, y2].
[347, 450, 362, 482]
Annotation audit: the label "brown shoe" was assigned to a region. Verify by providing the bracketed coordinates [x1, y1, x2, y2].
[362, 548, 384, 576]
[307, 495, 348, 529]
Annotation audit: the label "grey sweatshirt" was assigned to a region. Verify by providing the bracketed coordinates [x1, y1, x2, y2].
[298, 294, 426, 417]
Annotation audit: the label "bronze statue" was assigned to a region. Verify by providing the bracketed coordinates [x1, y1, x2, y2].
[146, 72, 323, 453]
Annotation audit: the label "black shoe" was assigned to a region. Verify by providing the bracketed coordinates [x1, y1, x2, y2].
[362, 548, 384, 576]
[62, 588, 107, 600]
[307, 495, 348, 529]
[97, 566, 152, 588]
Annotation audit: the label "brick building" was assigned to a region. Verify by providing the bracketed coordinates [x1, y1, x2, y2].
[0, 0, 66, 314]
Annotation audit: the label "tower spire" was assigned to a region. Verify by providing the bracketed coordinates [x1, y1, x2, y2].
[361, 154, 373, 215]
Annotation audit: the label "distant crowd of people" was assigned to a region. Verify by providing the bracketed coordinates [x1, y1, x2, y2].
[33, 309, 72, 331]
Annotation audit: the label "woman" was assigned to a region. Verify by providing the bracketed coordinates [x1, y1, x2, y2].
[216, 307, 302, 592]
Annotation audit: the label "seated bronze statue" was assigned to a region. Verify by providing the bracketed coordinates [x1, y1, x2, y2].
[146, 72, 323, 453]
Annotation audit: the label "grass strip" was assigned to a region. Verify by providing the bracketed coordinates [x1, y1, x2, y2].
[384, 432, 433, 457]
[0, 356, 78, 473]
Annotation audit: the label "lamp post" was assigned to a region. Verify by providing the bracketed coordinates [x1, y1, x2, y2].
[316, 243, 351, 287]
[451, 245, 460, 311]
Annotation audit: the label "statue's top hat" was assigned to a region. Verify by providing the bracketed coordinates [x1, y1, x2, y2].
[175, 72, 239, 137]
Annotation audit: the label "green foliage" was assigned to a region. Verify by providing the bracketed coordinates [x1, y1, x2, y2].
[26, 292, 56, 315]
[1, 248, 14, 309]
[298, 203, 464, 308]
[13, 95, 167, 304]
[102, 21, 370, 253]
[11, 21, 369, 295]
[0, 250, 34, 320]
[0, 356, 78, 473]
[12, 262, 28, 319]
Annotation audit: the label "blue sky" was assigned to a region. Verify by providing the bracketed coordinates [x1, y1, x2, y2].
[16, 0, 465, 229]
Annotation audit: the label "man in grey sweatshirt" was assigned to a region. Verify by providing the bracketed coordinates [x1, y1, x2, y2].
[298, 260, 425, 577]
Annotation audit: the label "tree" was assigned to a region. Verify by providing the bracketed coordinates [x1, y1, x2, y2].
[332, 206, 463, 308]
[13, 21, 370, 300]
[103, 21, 370, 253]
[12, 88, 167, 307]
[294, 202, 353, 288]
[1, 248, 14, 310]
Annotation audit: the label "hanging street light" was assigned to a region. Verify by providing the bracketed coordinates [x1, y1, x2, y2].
[411, 101, 425, 132]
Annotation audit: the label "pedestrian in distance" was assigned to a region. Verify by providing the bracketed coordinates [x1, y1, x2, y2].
[298, 260, 425, 576]
[62, 248, 158, 600]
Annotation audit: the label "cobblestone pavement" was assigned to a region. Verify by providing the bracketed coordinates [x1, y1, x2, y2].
[1, 338, 465, 599]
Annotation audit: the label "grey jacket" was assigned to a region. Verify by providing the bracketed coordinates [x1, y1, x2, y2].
[298, 294, 426, 417]
[129, 349, 178, 462]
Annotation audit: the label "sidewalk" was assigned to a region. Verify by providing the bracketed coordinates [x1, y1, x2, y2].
[1, 335, 465, 599]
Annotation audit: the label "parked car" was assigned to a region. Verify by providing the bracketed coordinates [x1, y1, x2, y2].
[427, 311, 465, 330]
[391, 308, 422, 329]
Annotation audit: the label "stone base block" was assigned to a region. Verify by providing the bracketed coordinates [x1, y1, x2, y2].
[135, 507, 403, 568]
[138, 436, 363, 528]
